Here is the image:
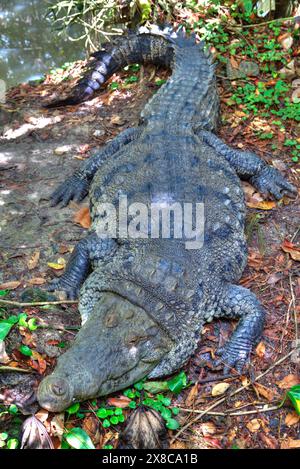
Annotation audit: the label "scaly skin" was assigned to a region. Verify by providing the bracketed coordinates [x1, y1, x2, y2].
[39, 27, 297, 412]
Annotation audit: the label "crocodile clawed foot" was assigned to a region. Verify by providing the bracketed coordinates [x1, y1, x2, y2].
[251, 166, 297, 201]
[214, 341, 251, 375]
[50, 176, 89, 207]
[46, 278, 80, 300]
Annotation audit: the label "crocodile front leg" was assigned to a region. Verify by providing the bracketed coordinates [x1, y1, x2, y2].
[198, 130, 297, 200]
[47, 234, 117, 299]
[214, 284, 265, 374]
[50, 127, 141, 207]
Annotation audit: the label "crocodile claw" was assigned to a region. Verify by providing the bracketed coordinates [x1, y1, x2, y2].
[46, 278, 79, 300]
[250, 166, 297, 201]
[50, 176, 89, 207]
[214, 341, 251, 375]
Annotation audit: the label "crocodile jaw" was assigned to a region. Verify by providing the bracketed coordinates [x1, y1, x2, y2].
[37, 293, 173, 412]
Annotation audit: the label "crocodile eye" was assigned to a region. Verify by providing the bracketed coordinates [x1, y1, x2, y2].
[104, 311, 119, 328]
[126, 335, 148, 347]
[50, 378, 68, 396]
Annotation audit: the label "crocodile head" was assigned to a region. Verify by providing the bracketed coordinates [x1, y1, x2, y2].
[37, 293, 173, 412]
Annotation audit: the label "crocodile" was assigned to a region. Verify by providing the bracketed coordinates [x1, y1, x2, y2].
[37, 26, 296, 412]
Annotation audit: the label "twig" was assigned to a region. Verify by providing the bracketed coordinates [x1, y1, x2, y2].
[0, 366, 31, 373]
[178, 405, 280, 417]
[171, 350, 293, 443]
[0, 299, 78, 307]
[224, 17, 295, 29]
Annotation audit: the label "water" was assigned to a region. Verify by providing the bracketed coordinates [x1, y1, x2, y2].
[0, 0, 86, 88]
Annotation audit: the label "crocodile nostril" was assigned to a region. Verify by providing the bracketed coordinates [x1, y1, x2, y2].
[50, 380, 68, 396]
[104, 311, 119, 328]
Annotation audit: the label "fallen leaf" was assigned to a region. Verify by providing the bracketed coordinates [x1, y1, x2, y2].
[73, 207, 91, 229]
[285, 411, 300, 427]
[277, 374, 299, 389]
[0, 281, 21, 290]
[246, 418, 261, 433]
[200, 422, 216, 436]
[107, 396, 131, 408]
[259, 432, 277, 449]
[255, 342, 266, 358]
[0, 340, 10, 364]
[281, 439, 300, 449]
[281, 240, 300, 262]
[21, 416, 54, 449]
[27, 251, 40, 270]
[253, 383, 274, 402]
[47, 258, 66, 270]
[211, 382, 230, 397]
[50, 413, 65, 441]
[28, 277, 46, 285]
[246, 200, 276, 210]
[185, 383, 198, 407]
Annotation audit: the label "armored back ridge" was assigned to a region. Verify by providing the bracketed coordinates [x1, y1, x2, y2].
[38, 26, 296, 413]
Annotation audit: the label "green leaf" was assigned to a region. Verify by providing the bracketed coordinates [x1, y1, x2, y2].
[109, 416, 119, 425]
[19, 345, 32, 356]
[0, 322, 14, 341]
[114, 408, 123, 416]
[97, 408, 108, 419]
[165, 418, 180, 430]
[110, 82, 119, 91]
[0, 290, 8, 297]
[18, 313, 28, 327]
[167, 371, 187, 394]
[171, 407, 180, 416]
[144, 381, 169, 394]
[66, 402, 80, 415]
[0, 432, 8, 441]
[28, 318, 38, 331]
[137, 0, 151, 21]
[103, 444, 113, 449]
[128, 401, 136, 409]
[8, 404, 18, 414]
[102, 419, 110, 428]
[287, 385, 300, 415]
[65, 427, 95, 449]
[7, 438, 19, 449]
[161, 407, 172, 420]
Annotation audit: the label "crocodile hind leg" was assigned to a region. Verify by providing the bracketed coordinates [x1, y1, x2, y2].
[214, 284, 265, 374]
[197, 130, 297, 200]
[50, 127, 141, 207]
[47, 234, 117, 299]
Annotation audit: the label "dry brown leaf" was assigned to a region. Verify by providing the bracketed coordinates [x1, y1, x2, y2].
[50, 413, 65, 441]
[246, 200, 276, 210]
[255, 341, 266, 358]
[185, 383, 199, 407]
[277, 374, 299, 389]
[285, 411, 300, 427]
[27, 251, 40, 270]
[0, 280, 21, 290]
[281, 439, 300, 449]
[211, 382, 230, 397]
[246, 418, 261, 433]
[253, 383, 274, 402]
[107, 396, 131, 408]
[28, 277, 46, 285]
[82, 415, 100, 445]
[73, 206, 91, 229]
[200, 422, 216, 436]
[281, 239, 300, 262]
[0, 340, 10, 364]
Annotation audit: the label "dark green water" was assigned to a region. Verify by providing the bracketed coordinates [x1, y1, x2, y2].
[0, 0, 85, 88]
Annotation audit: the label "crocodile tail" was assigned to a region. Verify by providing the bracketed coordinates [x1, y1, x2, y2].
[44, 28, 176, 108]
